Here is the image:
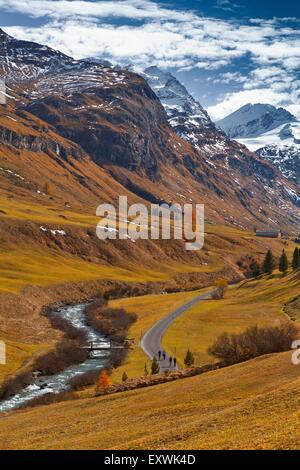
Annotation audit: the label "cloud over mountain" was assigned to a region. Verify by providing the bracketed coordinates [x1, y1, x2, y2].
[0, 0, 299, 119]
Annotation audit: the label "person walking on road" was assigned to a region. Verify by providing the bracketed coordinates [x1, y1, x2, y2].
[158, 350, 161, 360]
[169, 356, 173, 368]
[163, 351, 166, 361]
[173, 357, 177, 368]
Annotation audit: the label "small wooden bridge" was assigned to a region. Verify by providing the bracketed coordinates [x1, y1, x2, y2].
[81, 338, 135, 354]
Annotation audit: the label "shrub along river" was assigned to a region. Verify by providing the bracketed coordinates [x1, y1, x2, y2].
[0, 303, 109, 413]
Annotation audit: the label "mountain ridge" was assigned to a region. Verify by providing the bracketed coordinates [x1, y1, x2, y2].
[217, 102, 300, 187]
[0, 32, 300, 233]
[217, 103, 297, 139]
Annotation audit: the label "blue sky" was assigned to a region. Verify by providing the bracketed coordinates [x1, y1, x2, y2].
[160, 1, 300, 20]
[0, 0, 299, 120]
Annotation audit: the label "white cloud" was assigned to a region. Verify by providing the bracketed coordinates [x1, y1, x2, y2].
[208, 58, 300, 120]
[5, 14, 299, 69]
[3, 19, 246, 65]
[0, 0, 195, 22]
[0, 0, 299, 117]
[251, 66, 283, 80]
[286, 104, 300, 118]
[1, 1, 299, 68]
[212, 71, 248, 84]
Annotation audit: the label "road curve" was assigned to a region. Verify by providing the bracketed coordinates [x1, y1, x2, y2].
[140, 290, 213, 371]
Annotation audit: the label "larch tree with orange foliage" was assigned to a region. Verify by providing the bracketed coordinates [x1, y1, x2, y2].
[96, 369, 112, 394]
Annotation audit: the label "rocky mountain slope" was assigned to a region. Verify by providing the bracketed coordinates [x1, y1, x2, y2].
[0, 28, 76, 81]
[141, 66, 232, 155]
[0, 28, 300, 233]
[141, 66, 212, 137]
[141, 66, 300, 220]
[217, 103, 300, 187]
[257, 141, 300, 186]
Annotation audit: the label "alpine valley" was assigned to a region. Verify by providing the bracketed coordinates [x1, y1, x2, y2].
[1, 26, 300, 451]
[0, 25, 299, 368]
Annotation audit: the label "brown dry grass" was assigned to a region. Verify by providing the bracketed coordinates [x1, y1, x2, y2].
[1, 350, 300, 450]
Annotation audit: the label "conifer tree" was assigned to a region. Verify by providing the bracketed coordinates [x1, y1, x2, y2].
[184, 349, 195, 367]
[263, 249, 276, 274]
[151, 356, 160, 374]
[279, 249, 289, 273]
[292, 247, 300, 270]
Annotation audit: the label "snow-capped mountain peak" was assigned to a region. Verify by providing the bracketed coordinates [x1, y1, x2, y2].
[142, 66, 209, 122]
[217, 103, 296, 139]
[0, 28, 76, 82]
[217, 103, 300, 186]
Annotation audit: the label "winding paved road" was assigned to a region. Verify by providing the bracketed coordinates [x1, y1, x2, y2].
[141, 290, 213, 372]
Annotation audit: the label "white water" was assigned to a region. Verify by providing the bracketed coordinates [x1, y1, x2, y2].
[0, 303, 109, 413]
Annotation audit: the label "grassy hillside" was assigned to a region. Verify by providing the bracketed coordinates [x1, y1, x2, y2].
[0, 339, 52, 385]
[1, 181, 290, 382]
[107, 270, 300, 380]
[108, 289, 208, 382]
[163, 270, 300, 366]
[0, 208, 299, 449]
[0, 245, 216, 294]
[1, 134, 299, 414]
[1, 350, 300, 450]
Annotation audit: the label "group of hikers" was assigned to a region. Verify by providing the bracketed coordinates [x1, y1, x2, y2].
[157, 350, 177, 368]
